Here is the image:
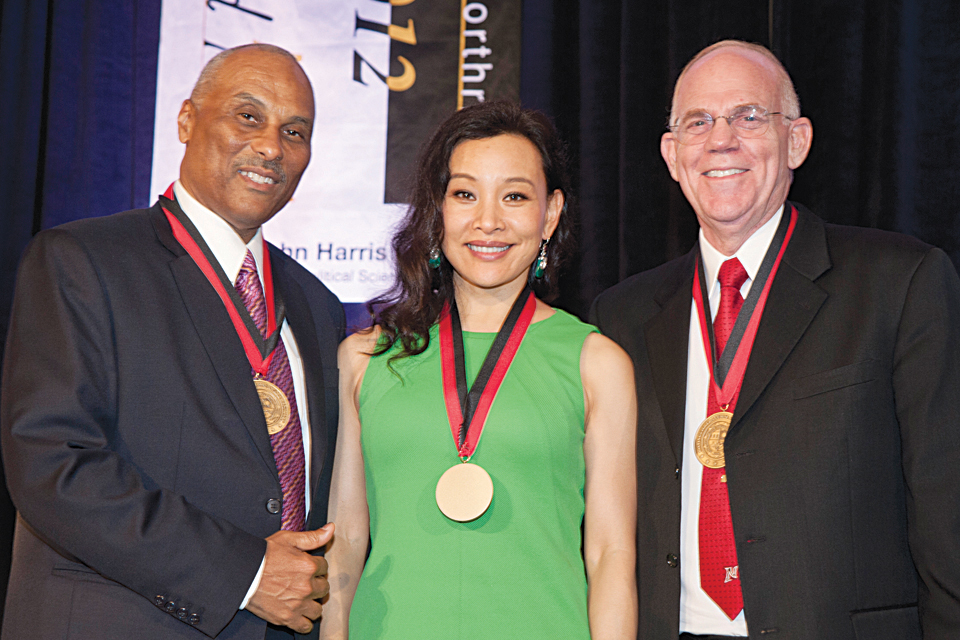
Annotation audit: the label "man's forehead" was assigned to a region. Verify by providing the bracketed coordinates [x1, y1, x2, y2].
[211, 56, 314, 116]
[686, 46, 779, 78]
[676, 48, 780, 110]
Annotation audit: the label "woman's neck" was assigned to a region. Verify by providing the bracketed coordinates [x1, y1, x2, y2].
[453, 279, 527, 333]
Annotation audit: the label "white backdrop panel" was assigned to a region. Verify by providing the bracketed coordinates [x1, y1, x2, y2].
[150, 0, 405, 303]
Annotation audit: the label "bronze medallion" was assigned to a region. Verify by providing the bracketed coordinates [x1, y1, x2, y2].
[435, 462, 494, 522]
[694, 410, 733, 469]
[255, 378, 291, 435]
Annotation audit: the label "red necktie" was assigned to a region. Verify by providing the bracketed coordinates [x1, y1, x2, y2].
[235, 250, 306, 531]
[699, 257, 748, 619]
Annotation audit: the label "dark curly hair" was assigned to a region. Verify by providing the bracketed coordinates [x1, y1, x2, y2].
[368, 100, 574, 361]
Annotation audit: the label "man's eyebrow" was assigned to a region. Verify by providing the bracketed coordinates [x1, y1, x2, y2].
[232, 92, 266, 108]
[677, 108, 709, 121]
[680, 103, 762, 117]
[232, 92, 313, 128]
[289, 115, 313, 129]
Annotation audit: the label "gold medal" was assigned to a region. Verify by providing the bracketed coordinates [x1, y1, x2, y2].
[694, 411, 732, 469]
[435, 462, 494, 522]
[254, 378, 291, 435]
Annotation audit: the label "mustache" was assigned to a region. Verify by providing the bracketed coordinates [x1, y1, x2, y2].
[233, 157, 286, 183]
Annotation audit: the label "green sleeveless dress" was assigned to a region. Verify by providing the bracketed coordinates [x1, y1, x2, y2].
[350, 309, 597, 639]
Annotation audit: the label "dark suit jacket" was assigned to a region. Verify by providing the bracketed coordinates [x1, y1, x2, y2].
[0, 203, 344, 639]
[591, 204, 960, 640]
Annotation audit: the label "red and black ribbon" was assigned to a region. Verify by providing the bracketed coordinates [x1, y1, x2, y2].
[439, 286, 536, 460]
[693, 205, 797, 411]
[159, 183, 285, 377]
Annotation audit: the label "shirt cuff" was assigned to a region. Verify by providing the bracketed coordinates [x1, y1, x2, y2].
[240, 554, 267, 610]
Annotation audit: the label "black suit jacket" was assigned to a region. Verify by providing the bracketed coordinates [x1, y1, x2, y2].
[591, 204, 960, 640]
[0, 203, 344, 639]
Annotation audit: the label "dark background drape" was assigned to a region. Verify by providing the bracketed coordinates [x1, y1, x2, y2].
[1, 0, 958, 619]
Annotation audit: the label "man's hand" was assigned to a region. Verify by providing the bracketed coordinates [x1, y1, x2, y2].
[245, 523, 335, 634]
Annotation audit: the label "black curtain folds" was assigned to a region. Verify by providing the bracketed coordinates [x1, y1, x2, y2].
[0, 0, 161, 340]
[1, 0, 960, 620]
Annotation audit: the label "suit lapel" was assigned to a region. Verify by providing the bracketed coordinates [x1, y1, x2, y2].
[150, 206, 280, 477]
[731, 204, 832, 428]
[645, 249, 697, 467]
[270, 249, 328, 515]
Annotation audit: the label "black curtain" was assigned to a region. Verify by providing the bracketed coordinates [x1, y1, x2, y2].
[0, 0, 160, 340]
[1, 0, 960, 620]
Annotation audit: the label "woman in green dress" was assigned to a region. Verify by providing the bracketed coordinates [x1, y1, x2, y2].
[320, 101, 637, 639]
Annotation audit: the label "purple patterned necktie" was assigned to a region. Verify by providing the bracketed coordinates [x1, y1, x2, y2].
[234, 250, 306, 531]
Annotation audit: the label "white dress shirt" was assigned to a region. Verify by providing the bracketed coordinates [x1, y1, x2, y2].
[679, 205, 784, 636]
[173, 180, 312, 608]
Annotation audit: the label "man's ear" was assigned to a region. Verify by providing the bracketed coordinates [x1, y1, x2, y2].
[660, 132, 680, 182]
[787, 116, 813, 170]
[177, 99, 196, 144]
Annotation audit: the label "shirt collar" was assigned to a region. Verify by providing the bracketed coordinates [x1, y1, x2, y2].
[173, 180, 264, 282]
[699, 204, 784, 295]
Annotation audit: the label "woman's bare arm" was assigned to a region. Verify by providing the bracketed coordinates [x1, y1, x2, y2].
[318, 329, 378, 639]
[581, 332, 638, 639]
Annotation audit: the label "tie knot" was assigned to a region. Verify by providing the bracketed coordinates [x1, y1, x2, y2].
[239, 250, 258, 278]
[718, 258, 748, 291]
[235, 250, 260, 293]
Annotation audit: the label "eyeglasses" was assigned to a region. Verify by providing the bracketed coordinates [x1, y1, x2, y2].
[668, 105, 793, 144]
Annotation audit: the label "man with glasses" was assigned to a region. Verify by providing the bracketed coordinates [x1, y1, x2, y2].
[592, 40, 960, 640]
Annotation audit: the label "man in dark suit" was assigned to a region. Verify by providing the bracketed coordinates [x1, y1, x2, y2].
[0, 44, 344, 639]
[591, 40, 960, 640]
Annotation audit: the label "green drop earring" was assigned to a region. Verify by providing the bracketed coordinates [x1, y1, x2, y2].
[428, 247, 442, 269]
[533, 238, 549, 279]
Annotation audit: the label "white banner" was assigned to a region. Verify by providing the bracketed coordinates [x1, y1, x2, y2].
[152, 0, 521, 304]
[151, 0, 405, 303]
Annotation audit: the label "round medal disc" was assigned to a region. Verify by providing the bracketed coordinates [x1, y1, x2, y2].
[254, 378, 291, 435]
[435, 462, 494, 522]
[694, 411, 733, 469]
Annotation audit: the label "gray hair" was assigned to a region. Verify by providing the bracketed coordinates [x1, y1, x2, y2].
[669, 40, 801, 126]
